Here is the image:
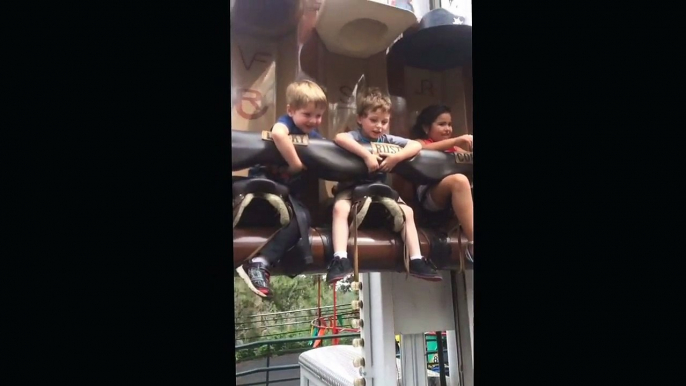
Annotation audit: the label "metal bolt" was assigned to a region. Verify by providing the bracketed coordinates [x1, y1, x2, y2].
[353, 357, 365, 367]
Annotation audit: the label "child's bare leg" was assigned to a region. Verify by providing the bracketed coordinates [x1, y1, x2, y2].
[399, 204, 422, 259]
[400, 204, 441, 281]
[328, 198, 353, 283]
[332, 199, 352, 253]
[429, 174, 473, 241]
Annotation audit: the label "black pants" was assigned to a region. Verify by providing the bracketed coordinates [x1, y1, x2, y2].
[260, 196, 313, 272]
[233, 174, 312, 273]
[260, 217, 299, 265]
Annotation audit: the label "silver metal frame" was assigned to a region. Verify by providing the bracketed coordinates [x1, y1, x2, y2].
[298, 270, 474, 386]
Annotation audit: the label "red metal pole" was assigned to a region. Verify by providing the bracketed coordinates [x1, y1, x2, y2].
[332, 282, 338, 344]
[317, 275, 322, 322]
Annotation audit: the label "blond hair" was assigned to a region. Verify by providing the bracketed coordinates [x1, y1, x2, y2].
[356, 87, 391, 117]
[286, 80, 327, 110]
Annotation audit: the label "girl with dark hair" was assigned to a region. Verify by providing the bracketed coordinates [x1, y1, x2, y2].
[409, 105, 474, 262]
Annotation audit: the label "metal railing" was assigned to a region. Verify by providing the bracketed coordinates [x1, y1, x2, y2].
[235, 304, 357, 344]
[236, 332, 360, 386]
[235, 304, 354, 325]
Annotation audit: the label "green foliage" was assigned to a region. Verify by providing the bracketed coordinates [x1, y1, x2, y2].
[234, 274, 359, 363]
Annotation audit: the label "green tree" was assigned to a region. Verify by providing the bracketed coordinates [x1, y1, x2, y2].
[234, 274, 359, 362]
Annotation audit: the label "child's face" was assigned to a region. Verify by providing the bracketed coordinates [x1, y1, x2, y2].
[357, 108, 390, 140]
[426, 113, 453, 141]
[287, 103, 325, 133]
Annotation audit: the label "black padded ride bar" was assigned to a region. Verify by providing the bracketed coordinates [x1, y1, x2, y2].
[231, 130, 472, 185]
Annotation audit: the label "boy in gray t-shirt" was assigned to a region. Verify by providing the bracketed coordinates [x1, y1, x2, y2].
[333, 129, 410, 193]
[325, 88, 442, 283]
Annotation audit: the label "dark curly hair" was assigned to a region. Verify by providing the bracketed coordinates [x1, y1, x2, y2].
[409, 105, 452, 140]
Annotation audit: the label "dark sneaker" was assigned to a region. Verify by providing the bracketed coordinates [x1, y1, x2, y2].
[236, 261, 273, 298]
[326, 257, 353, 284]
[465, 242, 474, 263]
[409, 258, 442, 281]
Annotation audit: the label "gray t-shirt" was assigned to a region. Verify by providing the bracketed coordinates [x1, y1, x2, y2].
[346, 129, 409, 148]
[336, 129, 411, 191]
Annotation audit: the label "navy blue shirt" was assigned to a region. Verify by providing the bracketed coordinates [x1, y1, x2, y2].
[248, 115, 324, 196]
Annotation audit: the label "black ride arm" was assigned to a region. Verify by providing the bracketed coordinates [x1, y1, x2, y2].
[231, 130, 472, 185]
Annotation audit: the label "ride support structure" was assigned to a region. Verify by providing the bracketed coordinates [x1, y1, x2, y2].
[299, 270, 473, 386]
